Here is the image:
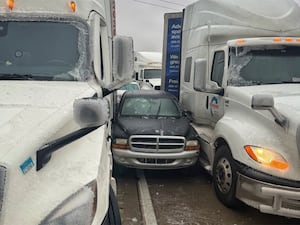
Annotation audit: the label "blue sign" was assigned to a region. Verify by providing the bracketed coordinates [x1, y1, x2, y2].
[164, 15, 182, 99]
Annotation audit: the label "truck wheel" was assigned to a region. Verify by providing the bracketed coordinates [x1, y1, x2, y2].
[212, 145, 240, 208]
[102, 186, 122, 225]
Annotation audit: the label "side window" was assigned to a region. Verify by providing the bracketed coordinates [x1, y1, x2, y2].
[99, 36, 104, 80]
[211, 51, 224, 86]
[99, 20, 111, 84]
[184, 57, 192, 82]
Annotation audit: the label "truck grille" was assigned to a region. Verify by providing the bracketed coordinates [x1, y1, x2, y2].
[129, 135, 185, 153]
[0, 166, 6, 215]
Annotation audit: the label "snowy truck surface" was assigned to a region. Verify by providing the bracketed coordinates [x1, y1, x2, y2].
[0, 0, 133, 224]
[179, 0, 300, 219]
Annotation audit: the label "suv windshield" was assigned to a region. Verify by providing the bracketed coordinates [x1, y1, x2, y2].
[228, 45, 300, 86]
[120, 96, 181, 117]
[144, 69, 162, 79]
[0, 20, 89, 81]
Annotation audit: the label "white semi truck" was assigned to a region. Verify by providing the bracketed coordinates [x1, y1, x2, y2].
[134, 51, 162, 90]
[0, 0, 133, 224]
[179, 0, 300, 218]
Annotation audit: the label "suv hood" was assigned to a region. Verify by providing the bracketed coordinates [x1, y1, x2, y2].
[0, 81, 96, 163]
[116, 116, 191, 137]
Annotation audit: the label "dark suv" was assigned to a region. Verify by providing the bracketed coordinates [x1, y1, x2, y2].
[112, 90, 200, 169]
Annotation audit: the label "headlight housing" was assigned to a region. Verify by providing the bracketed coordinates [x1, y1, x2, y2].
[112, 138, 129, 150]
[184, 140, 200, 151]
[40, 181, 97, 225]
[244, 145, 289, 170]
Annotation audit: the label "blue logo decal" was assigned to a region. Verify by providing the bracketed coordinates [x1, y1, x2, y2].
[20, 157, 34, 175]
[210, 96, 219, 116]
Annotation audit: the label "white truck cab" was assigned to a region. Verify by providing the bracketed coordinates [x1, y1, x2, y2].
[180, 0, 300, 218]
[134, 51, 162, 90]
[0, 0, 133, 224]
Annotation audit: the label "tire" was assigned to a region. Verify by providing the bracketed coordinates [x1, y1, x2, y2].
[102, 186, 122, 225]
[212, 145, 241, 208]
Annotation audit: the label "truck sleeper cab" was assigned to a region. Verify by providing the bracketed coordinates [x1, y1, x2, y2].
[0, 0, 133, 224]
[180, 0, 300, 219]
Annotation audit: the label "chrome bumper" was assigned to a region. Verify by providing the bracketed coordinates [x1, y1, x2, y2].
[112, 148, 199, 169]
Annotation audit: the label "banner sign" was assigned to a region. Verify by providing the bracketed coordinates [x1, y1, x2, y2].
[162, 13, 182, 99]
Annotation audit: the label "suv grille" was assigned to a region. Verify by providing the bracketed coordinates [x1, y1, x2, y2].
[129, 135, 185, 153]
[0, 166, 6, 215]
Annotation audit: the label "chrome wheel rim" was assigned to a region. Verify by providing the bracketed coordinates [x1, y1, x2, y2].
[215, 157, 232, 194]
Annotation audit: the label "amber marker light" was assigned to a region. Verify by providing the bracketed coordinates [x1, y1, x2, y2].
[244, 145, 289, 170]
[7, 0, 15, 10]
[236, 39, 245, 45]
[296, 38, 300, 43]
[111, 143, 129, 150]
[285, 37, 293, 42]
[273, 37, 282, 43]
[69, 1, 76, 12]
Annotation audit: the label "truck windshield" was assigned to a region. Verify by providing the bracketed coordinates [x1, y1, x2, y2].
[0, 20, 89, 81]
[228, 45, 300, 86]
[144, 69, 162, 79]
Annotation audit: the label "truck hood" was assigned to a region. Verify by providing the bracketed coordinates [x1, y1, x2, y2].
[115, 116, 191, 137]
[0, 81, 96, 163]
[227, 84, 300, 121]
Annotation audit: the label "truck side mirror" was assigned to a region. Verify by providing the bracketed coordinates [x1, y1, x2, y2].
[73, 97, 109, 128]
[251, 94, 274, 110]
[193, 58, 207, 92]
[251, 94, 287, 127]
[194, 58, 224, 95]
[113, 36, 134, 81]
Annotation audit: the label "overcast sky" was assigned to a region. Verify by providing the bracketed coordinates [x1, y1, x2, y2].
[115, 0, 196, 52]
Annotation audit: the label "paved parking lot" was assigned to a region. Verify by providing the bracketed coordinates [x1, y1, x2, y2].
[115, 164, 300, 225]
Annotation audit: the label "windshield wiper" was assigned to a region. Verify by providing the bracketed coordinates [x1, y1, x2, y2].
[0, 73, 54, 81]
[282, 80, 300, 84]
[0, 73, 34, 80]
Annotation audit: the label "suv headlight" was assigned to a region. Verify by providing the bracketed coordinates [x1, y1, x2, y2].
[112, 138, 129, 150]
[184, 140, 200, 151]
[40, 181, 97, 225]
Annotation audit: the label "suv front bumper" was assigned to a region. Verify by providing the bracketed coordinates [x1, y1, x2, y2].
[112, 148, 199, 169]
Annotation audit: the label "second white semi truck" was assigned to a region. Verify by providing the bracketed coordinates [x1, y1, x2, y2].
[179, 0, 300, 219]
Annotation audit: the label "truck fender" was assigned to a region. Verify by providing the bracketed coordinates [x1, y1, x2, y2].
[213, 117, 254, 166]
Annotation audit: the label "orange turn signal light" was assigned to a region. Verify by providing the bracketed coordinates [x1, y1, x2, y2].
[236, 39, 245, 45]
[112, 143, 129, 150]
[273, 37, 282, 43]
[7, 0, 14, 10]
[244, 145, 289, 170]
[69, 1, 76, 12]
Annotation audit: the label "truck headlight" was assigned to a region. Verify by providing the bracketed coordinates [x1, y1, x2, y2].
[244, 145, 289, 170]
[40, 181, 97, 225]
[112, 138, 129, 150]
[184, 140, 200, 151]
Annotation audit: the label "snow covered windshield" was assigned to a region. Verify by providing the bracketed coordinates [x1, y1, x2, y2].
[228, 45, 300, 86]
[0, 20, 89, 81]
[120, 97, 181, 117]
[144, 69, 162, 79]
